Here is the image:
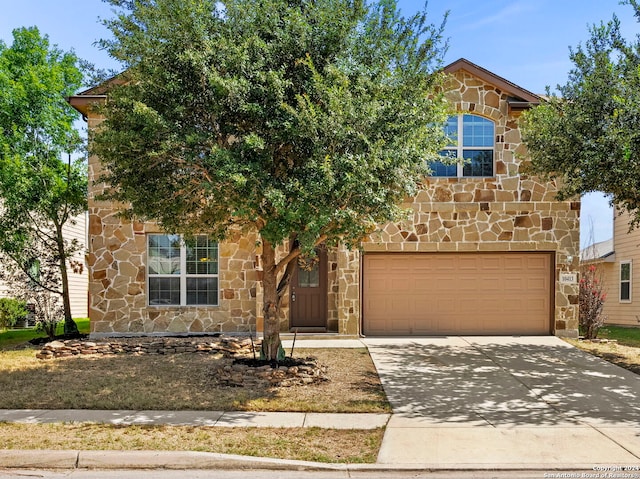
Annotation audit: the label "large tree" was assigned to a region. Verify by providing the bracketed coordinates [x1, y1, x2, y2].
[95, 0, 450, 359]
[0, 27, 86, 335]
[521, 0, 640, 226]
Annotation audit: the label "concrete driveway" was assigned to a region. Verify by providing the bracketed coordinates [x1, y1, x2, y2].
[363, 336, 640, 468]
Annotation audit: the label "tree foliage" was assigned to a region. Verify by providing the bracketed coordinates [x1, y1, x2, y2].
[521, 0, 640, 226]
[0, 27, 87, 335]
[0, 298, 28, 330]
[95, 0, 450, 358]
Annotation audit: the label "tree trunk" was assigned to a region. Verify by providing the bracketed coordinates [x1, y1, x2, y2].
[55, 225, 79, 336]
[261, 239, 281, 361]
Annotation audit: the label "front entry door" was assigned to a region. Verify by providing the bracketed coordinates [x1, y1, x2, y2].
[290, 249, 327, 330]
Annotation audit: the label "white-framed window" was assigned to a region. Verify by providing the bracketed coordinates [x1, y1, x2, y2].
[620, 260, 632, 302]
[147, 234, 219, 306]
[431, 113, 495, 177]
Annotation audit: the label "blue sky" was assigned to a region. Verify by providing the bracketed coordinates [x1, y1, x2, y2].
[2, 0, 638, 248]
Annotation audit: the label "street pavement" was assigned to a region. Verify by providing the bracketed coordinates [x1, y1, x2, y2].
[1, 336, 640, 473]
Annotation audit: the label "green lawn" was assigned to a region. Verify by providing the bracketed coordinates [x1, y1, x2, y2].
[0, 318, 89, 350]
[596, 325, 640, 347]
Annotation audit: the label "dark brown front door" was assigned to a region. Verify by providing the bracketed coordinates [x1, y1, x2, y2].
[290, 249, 327, 330]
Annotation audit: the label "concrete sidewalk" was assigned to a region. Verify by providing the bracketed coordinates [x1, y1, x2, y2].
[0, 409, 389, 429]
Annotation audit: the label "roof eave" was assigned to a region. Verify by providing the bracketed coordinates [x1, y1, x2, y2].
[507, 99, 538, 112]
[67, 94, 107, 119]
[443, 58, 541, 108]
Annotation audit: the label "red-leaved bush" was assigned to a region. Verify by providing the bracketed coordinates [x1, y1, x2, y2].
[579, 264, 607, 339]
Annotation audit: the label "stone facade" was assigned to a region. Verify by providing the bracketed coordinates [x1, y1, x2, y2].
[361, 62, 580, 336]
[72, 58, 580, 339]
[86, 111, 259, 337]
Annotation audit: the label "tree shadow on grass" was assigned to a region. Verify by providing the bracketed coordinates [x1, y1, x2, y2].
[0, 353, 280, 411]
[582, 349, 640, 375]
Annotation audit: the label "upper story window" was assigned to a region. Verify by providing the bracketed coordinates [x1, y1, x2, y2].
[430, 114, 495, 177]
[620, 260, 632, 302]
[147, 234, 219, 306]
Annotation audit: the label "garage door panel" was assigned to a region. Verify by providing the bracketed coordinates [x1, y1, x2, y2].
[503, 257, 526, 269]
[504, 278, 525, 291]
[525, 298, 548, 312]
[363, 253, 552, 336]
[389, 278, 412, 291]
[433, 298, 457, 313]
[501, 298, 525, 313]
[366, 277, 389, 290]
[432, 259, 455, 271]
[366, 257, 389, 270]
[458, 257, 481, 269]
[480, 257, 502, 270]
[526, 277, 547, 289]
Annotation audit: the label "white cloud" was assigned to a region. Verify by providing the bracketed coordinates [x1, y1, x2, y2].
[461, 2, 537, 30]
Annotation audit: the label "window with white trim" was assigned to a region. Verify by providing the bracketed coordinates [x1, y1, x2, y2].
[431, 113, 495, 177]
[147, 234, 219, 306]
[620, 260, 632, 302]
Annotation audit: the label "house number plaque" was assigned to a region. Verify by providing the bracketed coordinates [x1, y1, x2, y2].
[559, 272, 578, 284]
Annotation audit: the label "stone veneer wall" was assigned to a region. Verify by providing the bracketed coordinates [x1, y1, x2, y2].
[86, 116, 259, 338]
[85, 66, 580, 338]
[360, 69, 580, 337]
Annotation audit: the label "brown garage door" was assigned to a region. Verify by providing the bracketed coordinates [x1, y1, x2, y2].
[362, 252, 552, 336]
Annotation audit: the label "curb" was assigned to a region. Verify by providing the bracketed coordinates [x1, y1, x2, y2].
[0, 449, 602, 472]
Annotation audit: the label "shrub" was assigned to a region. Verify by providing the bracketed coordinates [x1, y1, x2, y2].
[579, 264, 607, 339]
[0, 298, 28, 330]
[30, 292, 64, 339]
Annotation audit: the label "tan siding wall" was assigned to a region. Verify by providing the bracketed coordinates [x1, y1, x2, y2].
[0, 213, 88, 319]
[64, 213, 89, 319]
[602, 210, 640, 326]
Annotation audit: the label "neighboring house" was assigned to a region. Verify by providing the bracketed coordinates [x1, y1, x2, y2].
[64, 212, 89, 319]
[69, 58, 580, 339]
[0, 212, 88, 319]
[581, 209, 640, 327]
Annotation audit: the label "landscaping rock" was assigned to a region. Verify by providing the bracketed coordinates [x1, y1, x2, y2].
[36, 336, 261, 359]
[35, 336, 329, 388]
[212, 356, 329, 388]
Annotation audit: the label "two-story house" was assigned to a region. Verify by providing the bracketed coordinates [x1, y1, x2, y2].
[69, 58, 581, 339]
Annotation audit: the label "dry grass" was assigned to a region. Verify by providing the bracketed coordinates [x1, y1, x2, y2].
[0, 348, 389, 412]
[0, 344, 388, 463]
[567, 339, 640, 375]
[0, 423, 384, 463]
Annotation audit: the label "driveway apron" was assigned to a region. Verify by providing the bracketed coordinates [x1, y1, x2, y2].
[364, 336, 640, 467]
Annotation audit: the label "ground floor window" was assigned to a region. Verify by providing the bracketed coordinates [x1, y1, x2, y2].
[620, 260, 632, 302]
[147, 234, 219, 306]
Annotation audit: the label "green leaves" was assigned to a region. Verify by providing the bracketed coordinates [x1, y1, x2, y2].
[0, 27, 86, 325]
[95, 0, 449, 249]
[521, 3, 640, 225]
